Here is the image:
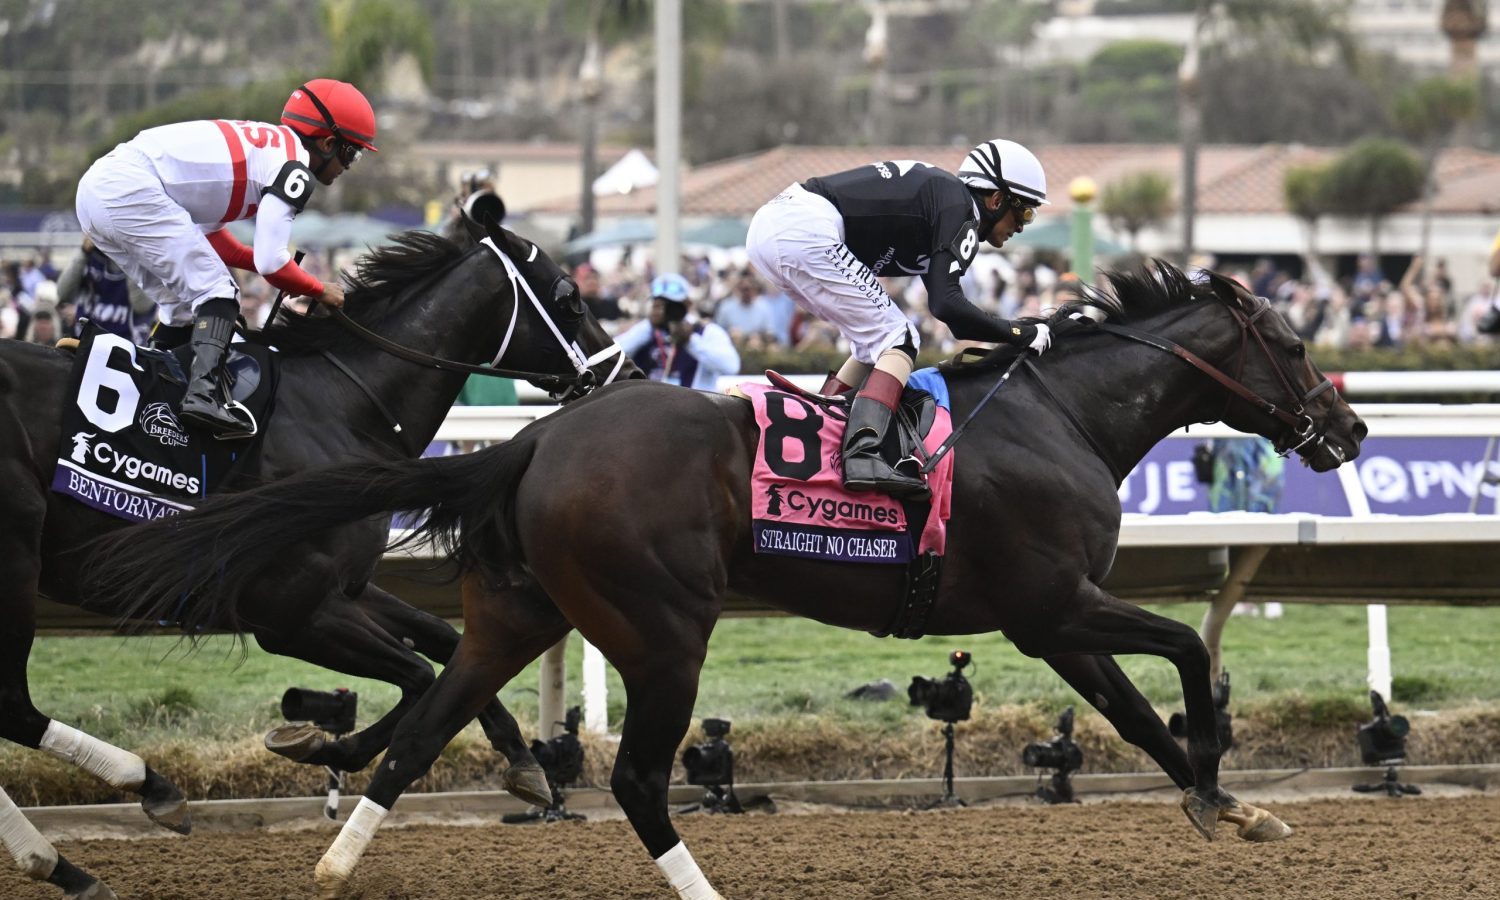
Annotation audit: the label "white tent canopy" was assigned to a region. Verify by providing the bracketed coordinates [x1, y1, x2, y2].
[592, 148, 658, 197]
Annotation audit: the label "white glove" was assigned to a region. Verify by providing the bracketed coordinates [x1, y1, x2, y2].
[1027, 322, 1052, 354]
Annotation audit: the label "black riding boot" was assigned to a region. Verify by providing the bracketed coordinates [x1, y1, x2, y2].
[178, 299, 245, 437]
[841, 396, 929, 500]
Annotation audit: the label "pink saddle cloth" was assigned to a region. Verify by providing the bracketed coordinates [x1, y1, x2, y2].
[741, 382, 954, 564]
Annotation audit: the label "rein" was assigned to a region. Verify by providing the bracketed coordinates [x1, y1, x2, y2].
[325, 237, 627, 392]
[923, 293, 1338, 479]
[1096, 298, 1335, 457]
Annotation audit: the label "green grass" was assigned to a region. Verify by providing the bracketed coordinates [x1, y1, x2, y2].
[22, 603, 1500, 745]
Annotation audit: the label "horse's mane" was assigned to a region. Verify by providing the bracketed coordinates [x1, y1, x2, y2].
[249, 230, 475, 356]
[1075, 259, 1203, 323]
[939, 259, 1205, 376]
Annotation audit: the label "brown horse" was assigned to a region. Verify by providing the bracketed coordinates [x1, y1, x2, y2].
[1, 220, 637, 900]
[89, 263, 1365, 898]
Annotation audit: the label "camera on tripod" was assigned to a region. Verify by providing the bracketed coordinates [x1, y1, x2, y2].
[1021, 707, 1084, 804]
[1168, 670, 1234, 752]
[280, 687, 358, 736]
[683, 718, 734, 788]
[1352, 690, 1421, 797]
[279, 688, 357, 820]
[1357, 690, 1409, 766]
[533, 706, 585, 789]
[907, 650, 973, 723]
[504, 706, 587, 824]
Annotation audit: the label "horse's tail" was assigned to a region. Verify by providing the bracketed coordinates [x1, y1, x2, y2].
[84, 436, 538, 636]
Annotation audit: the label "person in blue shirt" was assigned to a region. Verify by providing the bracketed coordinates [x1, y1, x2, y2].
[617, 273, 740, 391]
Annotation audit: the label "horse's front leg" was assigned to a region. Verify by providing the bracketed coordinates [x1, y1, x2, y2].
[351, 582, 550, 807]
[2, 784, 118, 899]
[313, 576, 571, 899]
[1013, 579, 1291, 843]
[0, 529, 187, 837]
[1045, 652, 1193, 789]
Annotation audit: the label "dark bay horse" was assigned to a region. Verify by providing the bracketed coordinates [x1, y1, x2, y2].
[88, 263, 1365, 899]
[0, 221, 636, 899]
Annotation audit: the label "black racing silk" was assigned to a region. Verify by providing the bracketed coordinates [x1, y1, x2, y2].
[802, 161, 1023, 345]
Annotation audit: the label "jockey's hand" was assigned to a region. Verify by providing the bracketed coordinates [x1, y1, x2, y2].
[1050, 310, 1098, 338]
[315, 281, 346, 310]
[1010, 322, 1052, 355]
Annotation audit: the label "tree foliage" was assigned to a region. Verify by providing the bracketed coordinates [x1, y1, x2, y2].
[1281, 163, 1331, 224]
[1391, 76, 1481, 144]
[322, 0, 435, 88]
[1064, 40, 1183, 142]
[1100, 171, 1175, 250]
[1321, 139, 1424, 219]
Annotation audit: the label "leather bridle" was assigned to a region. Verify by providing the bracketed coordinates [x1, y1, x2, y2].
[1096, 293, 1340, 461]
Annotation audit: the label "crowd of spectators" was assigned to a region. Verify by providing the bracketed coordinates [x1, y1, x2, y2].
[5, 243, 1494, 358]
[571, 247, 1496, 363]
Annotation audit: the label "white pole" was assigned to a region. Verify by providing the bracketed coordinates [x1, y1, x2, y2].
[538, 637, 567, 738]
[653, 0, 682, 274]
[1337, 448, 1392, 699]
[1367, 604, 1392, 702]
[582, 639, 608, 733]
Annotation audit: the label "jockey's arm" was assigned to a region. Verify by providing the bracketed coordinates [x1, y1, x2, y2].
[922, 251, 1031, 346]
[202, 195, 325, 298]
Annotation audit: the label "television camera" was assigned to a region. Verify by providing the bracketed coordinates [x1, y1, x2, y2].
[1021, 707, 1084, 804]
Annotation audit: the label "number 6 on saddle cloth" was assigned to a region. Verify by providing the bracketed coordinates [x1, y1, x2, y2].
[52, 325, 278, 524]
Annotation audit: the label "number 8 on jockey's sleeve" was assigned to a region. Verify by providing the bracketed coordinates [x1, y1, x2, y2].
[73, 78, 378, 437]
[745, 138, 1050, 499]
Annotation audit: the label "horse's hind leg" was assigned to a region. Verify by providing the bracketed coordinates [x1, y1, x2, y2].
[0, 506, 187, 835]
[1015, 582, 1290, 843]
[2, 784, 119, 899]
[352, 582, 549, 806]
[314, 577, 570, 899]
[1046, 653, 1193, 789]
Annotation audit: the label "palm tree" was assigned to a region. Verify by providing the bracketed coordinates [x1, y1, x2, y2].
[1177, 0, 1354, 263]
[1392, 76, 1481, 268]
[1282, 162, 1331, 279]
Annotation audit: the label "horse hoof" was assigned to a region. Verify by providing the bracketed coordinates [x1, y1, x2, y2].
[140, 768, 192, 835]
[1179, 789, 1219, 842]
[313, 863, 351, 900]
[1220, 801, 1294, 842]
[265, 723, 327, 763]
[502, 764, 553, 809]
[69, 881, 119, 900]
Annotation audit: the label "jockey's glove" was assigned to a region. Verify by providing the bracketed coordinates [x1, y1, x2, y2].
[1009, 322, 1053, 355]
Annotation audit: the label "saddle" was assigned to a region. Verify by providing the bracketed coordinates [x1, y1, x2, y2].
[763, 369, 939, 473]
[51, 324, 279, 523]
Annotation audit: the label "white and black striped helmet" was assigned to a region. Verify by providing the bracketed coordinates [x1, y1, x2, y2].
[957, 139, 1048, 206]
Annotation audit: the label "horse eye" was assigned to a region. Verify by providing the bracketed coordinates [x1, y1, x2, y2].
[1291, 343, 1306, 359]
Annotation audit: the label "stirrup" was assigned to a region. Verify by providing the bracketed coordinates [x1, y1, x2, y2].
[215, 401, 258, 440]
[843, 455, 930, 500]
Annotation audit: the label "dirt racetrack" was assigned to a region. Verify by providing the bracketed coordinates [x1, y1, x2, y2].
[5, 794, 1498, 899]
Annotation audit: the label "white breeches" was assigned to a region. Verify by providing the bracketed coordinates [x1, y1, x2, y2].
[746, 182, 919, 366]
[76, 148, 240, 327]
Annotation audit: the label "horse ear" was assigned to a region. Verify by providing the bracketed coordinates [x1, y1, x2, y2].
[1203, 271, 1248, 308]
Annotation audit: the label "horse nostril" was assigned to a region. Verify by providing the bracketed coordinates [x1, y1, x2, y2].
[1353, 420, 1369, 442]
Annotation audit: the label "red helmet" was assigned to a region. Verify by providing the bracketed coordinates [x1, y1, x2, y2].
[281, 79, 378, 152]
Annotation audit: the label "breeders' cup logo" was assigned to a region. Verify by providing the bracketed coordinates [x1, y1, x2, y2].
[139, 402, 189, 447]
[70, 431, 96, 463]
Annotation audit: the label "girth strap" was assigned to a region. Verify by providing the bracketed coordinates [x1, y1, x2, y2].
[872, 550, 944, 640]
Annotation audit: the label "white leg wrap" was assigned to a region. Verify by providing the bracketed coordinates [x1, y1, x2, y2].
[39, 721, 147, 792]
[655, 842, 725, 900]
[0, 787, 59, 880]
[315, 797, 388, 887]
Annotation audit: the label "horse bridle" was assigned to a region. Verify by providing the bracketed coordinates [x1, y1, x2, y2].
[1095, 294, 1339, 460]
[327, 236, 627, 393]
